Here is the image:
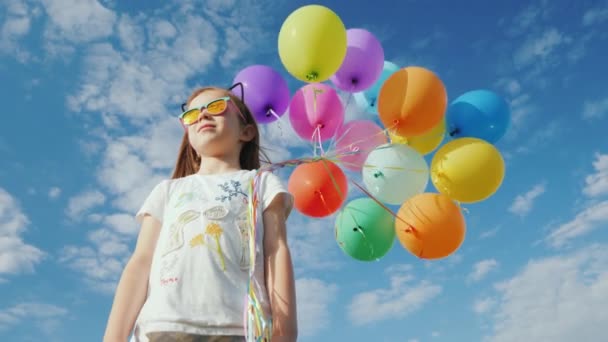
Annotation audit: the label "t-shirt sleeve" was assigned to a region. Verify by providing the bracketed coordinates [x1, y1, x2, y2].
[260, 171, 293, 216]
[135, 180, 169, 224]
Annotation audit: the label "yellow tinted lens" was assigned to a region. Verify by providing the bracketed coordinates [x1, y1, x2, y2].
[181, 109, 201, 125]
[206, 99, 227, 114]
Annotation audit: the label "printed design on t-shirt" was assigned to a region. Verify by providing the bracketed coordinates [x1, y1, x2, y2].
[205, 222, 226, 271]
[215, 180, 248, 203]
[171, 186, 205, 209]
[203, 205, 229, 220]
[159, 253, 180, 286]
[163, 210, 200, 256]
[189, 233, 206, 247]
[173, 192, 201, 208]
[189, 221, 228, 272]
[237, 212, 250, 270]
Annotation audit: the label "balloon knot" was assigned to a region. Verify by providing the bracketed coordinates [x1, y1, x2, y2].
[265, 106, 273, 117]
[317, 123, 325, 129]
[306, 72, 318, 81]
[449, 128, 460, 136]
[373, 171, 384, 178]
[370, 98, 376, 107]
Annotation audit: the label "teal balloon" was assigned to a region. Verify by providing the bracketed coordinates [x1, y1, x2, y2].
[362, 143, 429, 205]
[335, 198, 395, 261]
[353, 61, 400, 114]
[446, 89, 511, 143]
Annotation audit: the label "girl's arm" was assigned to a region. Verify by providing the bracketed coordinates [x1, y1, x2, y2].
[263, 193, 298, 342]
[103, 215, 161, 342]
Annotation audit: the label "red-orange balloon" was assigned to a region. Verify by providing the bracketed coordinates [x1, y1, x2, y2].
[288, 160, 348, 217]
[377, 66, 447, 137]
[395, 192, 465, 260]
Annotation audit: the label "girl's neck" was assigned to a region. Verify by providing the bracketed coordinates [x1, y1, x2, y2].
[197, 155, 241, 175]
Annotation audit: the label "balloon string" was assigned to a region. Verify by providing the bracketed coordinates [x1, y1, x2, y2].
[345, 209, 375, 259]
[267, 109, 284, 140]
[319, 158, 345, 200]
[349, 179, 410, 227]
[317, 125, 326, 156]
[324, 122, 399, 163]
[311, 126, 320, 157]
[316, 190, 332, 217]
[343, 90, 354, 113]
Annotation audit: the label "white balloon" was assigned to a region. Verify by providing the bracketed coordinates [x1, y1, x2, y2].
[362, 143, 429, 205]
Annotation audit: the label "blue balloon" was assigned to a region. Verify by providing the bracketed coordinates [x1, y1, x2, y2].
[446, 89, 510, 143]
[353, 61, 400, 114]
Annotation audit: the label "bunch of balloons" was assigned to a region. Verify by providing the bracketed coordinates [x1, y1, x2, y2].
[231, 4, 511, 263]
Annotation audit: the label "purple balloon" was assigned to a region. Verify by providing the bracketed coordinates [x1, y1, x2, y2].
[330, 29, 384, 92]
[233, 65, 291, 124]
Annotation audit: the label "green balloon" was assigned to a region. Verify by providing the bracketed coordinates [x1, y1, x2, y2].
[335, 197, 396, 261]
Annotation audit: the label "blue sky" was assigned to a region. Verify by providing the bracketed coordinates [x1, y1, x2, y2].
[1, 0, 608, 341]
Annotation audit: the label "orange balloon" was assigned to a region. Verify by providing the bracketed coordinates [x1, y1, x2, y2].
[377, 66, 447, 137]
[395, 192, 465, 260]
[288, 159, 348, 218]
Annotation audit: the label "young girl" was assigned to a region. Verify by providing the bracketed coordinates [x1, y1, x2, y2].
[103, 84, 298, 342]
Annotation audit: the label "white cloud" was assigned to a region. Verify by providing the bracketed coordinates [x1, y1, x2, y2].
[348, 264, 442, 325]
[503, 3, 550, 37]
[509, 183, 546, 217]
[0, 188, 45, 277]
[286, 213, 343, 274]
[0, 302, 68, 331]
[582, 97, 608, 120]
[545, 200, 608, 248]
[468, 259, 499, 283]
[473, 297, 497, 315]
[58, 236, 128, 294]
[66, 190, 106, 221]
[480, 227, 500, 240]
[514, 28, 565, 68]
[582, 7, 608, 26]
[0, 0, 39, 62]
[431, 331, 441, 338]
[295, 278, 338, 337]
[481, 244, 608, 342]
[512, 120, 562, 155]
[258, 113, 308, 163]
[495, 77, 522, 97]
[583, 153, 608, 197]
[104, 213, 138, 236]
[41, 0, 117, 43]
[48, 187, 61, 199]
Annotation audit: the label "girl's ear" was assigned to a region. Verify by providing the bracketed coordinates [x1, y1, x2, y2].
[239, 124, 256, 143]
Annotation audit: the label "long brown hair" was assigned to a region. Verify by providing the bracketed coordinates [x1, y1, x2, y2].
[171, 86, 269, 179]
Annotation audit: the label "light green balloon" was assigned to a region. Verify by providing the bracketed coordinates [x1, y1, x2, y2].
[362, 143, 429, 205]
[335, 198, 395, 261]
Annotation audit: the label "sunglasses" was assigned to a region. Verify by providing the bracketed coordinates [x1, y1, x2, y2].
[179, 83, 247, 126]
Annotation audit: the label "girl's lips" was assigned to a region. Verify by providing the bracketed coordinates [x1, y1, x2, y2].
[198, 124, 215, 132]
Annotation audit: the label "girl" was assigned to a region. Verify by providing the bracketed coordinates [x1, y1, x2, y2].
[103, 84, 298, 342]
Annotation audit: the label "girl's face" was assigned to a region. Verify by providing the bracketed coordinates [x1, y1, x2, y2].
[185, 89, 254, 158]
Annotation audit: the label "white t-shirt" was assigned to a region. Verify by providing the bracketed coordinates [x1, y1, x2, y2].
[130, 169, 292, 341]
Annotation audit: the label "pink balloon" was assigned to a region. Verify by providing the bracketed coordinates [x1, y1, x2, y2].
[335, 120, 387, 171]
[289, 83, 345, 142]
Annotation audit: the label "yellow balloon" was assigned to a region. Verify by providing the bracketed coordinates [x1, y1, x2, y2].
[390, 119, 446, 155]
[431, 137, 505, 203]
[389, 132, 408, 145]
[408, 119, 446, 155]
[278, 5, 347, 82]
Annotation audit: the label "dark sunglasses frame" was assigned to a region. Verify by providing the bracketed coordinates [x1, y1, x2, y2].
[180, 82, 245, 113]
